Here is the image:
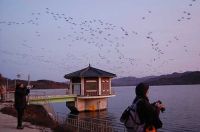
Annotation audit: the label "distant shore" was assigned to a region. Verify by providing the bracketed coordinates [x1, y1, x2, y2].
[112, 83, 200, 87]
[1, 71, 200, 90]
[112, 71, 200, 86]
[0, 77, 69, 91]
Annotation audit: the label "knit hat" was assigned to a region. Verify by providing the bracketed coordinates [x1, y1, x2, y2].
[135, 83, 149, 97]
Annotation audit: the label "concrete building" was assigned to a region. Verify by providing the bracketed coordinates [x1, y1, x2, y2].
[64, 64, 116, 112]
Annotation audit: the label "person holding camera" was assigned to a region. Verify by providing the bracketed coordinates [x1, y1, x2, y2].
[14, 83, 31, 129]
[131, 83, 165, 132]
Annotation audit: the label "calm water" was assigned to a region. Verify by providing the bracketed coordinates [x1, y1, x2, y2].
[31, 85, 200, 132]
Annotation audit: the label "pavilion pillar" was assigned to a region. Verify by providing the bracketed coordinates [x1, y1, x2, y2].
[81, 77, 84, 96]
[98, 77, 101, 95]
[69, 80, 73, 94]
[109, 78, 112, 94]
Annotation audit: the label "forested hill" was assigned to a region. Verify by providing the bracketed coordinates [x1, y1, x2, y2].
[112, 71, 200, 86]
[0, 77, 68, 90]
[1, 71, 200, 90]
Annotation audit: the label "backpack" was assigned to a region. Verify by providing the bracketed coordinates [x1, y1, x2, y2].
[120, 99, 145, 132]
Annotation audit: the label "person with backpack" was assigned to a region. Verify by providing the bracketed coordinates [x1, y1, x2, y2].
[121, 83, 165, 132]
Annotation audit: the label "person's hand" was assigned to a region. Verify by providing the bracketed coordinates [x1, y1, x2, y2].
[155, 101, 166, 112]
[26, 85, 33, 89]
[155, 102, 165, 109]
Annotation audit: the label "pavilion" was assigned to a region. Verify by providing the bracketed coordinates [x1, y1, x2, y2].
[64, 64, 116, 112]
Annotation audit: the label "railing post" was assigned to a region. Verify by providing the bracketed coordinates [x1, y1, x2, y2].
[90, 119, 92, 132]
[77, 116, 79, 132]
[105, 121, 107, 132]
[56, 112, 58, 122]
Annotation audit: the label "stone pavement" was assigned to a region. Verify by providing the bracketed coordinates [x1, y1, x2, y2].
[0, 102, 52, 132]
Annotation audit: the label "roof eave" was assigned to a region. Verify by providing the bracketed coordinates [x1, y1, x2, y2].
[64, 75, 116, 79]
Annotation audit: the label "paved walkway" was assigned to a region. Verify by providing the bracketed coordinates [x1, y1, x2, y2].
[0, 102, 52, 132]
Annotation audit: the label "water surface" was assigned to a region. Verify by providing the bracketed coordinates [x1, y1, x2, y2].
[31, 85, 200, 132]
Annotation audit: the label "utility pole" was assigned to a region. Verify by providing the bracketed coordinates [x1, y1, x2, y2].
[15, 74, 21, 88]
[27, 74, 30, 86]
[6, 78, 8, 89]
[27, 74, 30, 105]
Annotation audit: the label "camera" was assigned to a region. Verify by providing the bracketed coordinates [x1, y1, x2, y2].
[27, 85, 35, 89]
[157, 100, 166, 113]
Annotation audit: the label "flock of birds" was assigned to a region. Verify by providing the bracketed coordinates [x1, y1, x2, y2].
[177, 0, 197, 22]
[0, 0, 200, 76]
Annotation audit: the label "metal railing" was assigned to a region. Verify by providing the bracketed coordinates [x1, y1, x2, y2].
[56, 112, 126, 132]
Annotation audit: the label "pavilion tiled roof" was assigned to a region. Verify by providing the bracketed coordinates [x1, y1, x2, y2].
[64, 65, 116, 79]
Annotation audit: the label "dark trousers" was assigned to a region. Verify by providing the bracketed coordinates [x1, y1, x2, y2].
[16, 108, 24, 127]
[0, 94, 4, 101]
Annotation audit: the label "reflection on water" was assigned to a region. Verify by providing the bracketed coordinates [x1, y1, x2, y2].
[32, 85, 200, 132]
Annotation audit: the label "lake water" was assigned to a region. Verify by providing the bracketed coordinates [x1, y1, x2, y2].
[31, 85, 200, 132]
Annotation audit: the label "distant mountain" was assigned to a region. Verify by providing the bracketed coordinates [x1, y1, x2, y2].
[1, 71, 200, 90]
[144, 71, 200, 85]
[31, 79, 68, 89]
[112, 71, 200, 86]
[111, 76, 156, 86]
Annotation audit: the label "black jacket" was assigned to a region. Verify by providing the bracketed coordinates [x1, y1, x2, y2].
[133, 96, 162, 129]
[14, 87, 30, 109]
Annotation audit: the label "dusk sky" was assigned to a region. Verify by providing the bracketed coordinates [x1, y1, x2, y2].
[0, 0, 200, 82]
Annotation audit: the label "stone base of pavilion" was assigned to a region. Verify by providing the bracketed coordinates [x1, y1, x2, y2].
[66, 95, 115, 112]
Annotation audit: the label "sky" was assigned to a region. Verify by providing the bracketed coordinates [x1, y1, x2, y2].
[0, 0, 200, 82]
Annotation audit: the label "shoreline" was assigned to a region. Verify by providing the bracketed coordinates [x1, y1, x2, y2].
[112, 83, 200, 87]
